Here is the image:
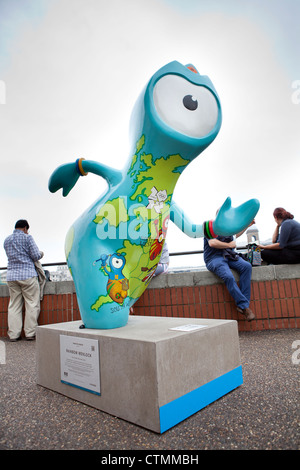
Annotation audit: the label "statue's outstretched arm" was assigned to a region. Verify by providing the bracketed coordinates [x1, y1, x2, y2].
[48, 158, 122, 196]
[170, 197, 260, 238]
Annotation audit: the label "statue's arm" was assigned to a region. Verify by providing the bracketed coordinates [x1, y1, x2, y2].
[48, 158, 122, 196]
[170, 197, 260, 238]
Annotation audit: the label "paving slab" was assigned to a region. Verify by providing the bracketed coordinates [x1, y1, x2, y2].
[0, 328, 299, 450]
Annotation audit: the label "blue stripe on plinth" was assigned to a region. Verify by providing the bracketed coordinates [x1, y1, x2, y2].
[61, 380, 101, 396]
[159, 365, 243, 433]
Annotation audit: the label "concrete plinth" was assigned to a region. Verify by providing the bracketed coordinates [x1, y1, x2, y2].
[36, 316, 243, 433]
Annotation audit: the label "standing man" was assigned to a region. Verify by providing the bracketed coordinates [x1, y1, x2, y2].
[4, 220, 44, 341]
[203, 223, 255, 321]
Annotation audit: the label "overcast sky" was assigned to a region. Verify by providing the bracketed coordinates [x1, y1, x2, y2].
[0, 0, 299, 269]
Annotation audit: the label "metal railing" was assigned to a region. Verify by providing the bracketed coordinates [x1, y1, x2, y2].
[0, 246, 249, 271]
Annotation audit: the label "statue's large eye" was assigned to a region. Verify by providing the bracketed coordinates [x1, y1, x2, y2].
[153, 75, 219, 138]
[111, 256, 124, 269]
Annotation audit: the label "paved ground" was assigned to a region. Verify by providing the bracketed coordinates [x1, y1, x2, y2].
[0, 329, 299, 451]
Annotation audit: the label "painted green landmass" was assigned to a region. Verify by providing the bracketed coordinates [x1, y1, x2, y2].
[117, 239, 157, 299]
[91, 134, 188, 310]
[136, 135, 145, 153]
[130, 152, 189, 202]
[127, 135, 145, 174]
[93, 196, 129, 227]
[91, 293, 114, 311]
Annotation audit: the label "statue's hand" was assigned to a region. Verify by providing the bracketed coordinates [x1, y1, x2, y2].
[99, 254, 109, 266]
[213, 197, 260, 236]
[48, 162, 80, 197]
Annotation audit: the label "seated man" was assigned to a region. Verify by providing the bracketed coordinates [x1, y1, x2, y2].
[203, 224, 255, 321]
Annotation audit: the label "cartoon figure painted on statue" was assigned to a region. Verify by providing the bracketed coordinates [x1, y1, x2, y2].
[49, 61, 259, 329]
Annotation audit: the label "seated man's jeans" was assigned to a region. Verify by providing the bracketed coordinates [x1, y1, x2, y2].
[206, 256, 252, 310]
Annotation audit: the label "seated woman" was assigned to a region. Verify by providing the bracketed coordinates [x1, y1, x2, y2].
[258, 208, 300, 264]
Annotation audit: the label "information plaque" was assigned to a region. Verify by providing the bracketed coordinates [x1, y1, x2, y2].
[60, 335, 100, 395]
[169, 324, 208, 332]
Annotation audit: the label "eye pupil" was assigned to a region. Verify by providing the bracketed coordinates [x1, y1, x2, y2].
[183, 94, 198, 111]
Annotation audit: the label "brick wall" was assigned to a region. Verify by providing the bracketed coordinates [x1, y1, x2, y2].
[0, 282, 81, 338]
[132, 277, 300, 332]
[132, 265, 299, 332]
[0, 265, 299, 337]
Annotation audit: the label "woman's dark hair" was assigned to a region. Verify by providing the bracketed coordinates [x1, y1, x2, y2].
[15, 219, 30, 230]
[273, 208, 294, 220]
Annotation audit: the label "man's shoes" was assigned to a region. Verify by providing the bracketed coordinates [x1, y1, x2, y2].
[237, 307, 255, 322]
[25, 336, 36, 341]
[8, 335, 36, 341]
[9, 336, 21, 342]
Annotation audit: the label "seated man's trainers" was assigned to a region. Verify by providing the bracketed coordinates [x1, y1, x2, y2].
[237, 307, 255, 321]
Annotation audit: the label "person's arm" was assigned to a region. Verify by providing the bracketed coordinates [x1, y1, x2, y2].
[27, 236, 43, 261]
[258, 242, 281, 250]
[275, 222, 290, 249]
[236, 219, 256, 239]
[272, 225, 280, 243]
[259, 222, 290, 250]
[208, 239, 236, 249]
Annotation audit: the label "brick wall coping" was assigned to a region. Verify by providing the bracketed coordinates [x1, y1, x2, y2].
[0, 264, 299, 297]
[149, 264, 300, 288]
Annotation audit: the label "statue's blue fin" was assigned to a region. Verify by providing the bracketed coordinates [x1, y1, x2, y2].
[170, 197, 260, 238]
[213, 197, 260, 236]
[48, 159, 122, 197]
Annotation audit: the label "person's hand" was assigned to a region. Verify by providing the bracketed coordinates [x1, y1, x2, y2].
[228, 241, 236, 249]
